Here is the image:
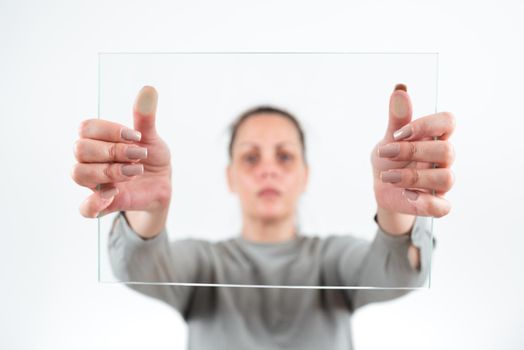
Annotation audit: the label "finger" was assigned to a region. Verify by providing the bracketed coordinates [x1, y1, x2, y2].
[79, 186, 119, 218]
[73, 138, 148, 163]
[380, 168, 455, 193]
[384, 83, 413, 142]
[378, 140, 455, 167]
[379, 188, 452, 218]
[133, 86, 158, 142]
[78, 118, 142, 143]
[402, 189, 452, 218]
[391, 111, 456, 142]
[71, 162, 144, 188]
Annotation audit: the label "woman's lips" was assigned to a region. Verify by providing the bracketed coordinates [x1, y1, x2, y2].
[258, 188, 281, 197]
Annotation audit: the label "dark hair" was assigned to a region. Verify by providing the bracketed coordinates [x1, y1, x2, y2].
[227, 105, 307, 165]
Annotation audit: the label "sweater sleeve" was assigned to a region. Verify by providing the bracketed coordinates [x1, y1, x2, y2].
[107, 211, 213, 318]
[337, 214, 436, 312]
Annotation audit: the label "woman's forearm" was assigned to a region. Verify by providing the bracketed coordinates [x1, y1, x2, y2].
[125, 205, 170, 239]
[376, 206, 420, 270]
[376, 206, 416, 236]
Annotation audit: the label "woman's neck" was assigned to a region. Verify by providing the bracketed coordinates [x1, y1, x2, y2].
[241, 212, 297, 243]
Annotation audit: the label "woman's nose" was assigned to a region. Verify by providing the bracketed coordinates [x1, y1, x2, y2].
[256, 158, 280, 179]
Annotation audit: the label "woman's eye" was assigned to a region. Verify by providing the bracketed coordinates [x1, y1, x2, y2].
[279, 153, 293, 162]
[241, 153, 293, 164]
[244, 154, 258, 164]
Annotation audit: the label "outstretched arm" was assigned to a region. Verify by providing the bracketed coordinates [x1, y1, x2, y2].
[338, 213, 435, 312]
[343, 82, 454, 310]
[107, 211, 213, 319]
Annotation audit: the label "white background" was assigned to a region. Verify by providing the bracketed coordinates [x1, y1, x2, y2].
[1, 0, 523, 348]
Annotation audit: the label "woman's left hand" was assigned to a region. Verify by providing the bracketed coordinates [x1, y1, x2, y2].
[370, 84, 456, 217]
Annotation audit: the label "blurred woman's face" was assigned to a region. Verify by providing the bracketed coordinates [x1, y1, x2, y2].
[227, 113, 308, 222]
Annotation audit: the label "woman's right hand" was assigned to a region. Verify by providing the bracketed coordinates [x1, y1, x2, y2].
[72, 86, 172, 220]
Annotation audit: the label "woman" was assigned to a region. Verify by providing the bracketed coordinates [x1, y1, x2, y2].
[72, 85, 455, 349]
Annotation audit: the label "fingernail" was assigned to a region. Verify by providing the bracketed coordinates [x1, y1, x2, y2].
[122, 164, 144, 176]
[126, 146, 147, 159]
[137, 86, 158, 115]
[404, 189, 419, 201]
[121, 128, 142, 142]
[394, 83, 407, 92]
[393, 124, 412, 140]
[391, 90, 409, 118]
[381, 170, 402, 183]
[378, 143, 400, 157]
[100, 187, 118, 199]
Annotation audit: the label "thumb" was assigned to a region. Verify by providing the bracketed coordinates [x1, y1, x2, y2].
[384, 83, 412, 142]
[133, 85, 159, 142]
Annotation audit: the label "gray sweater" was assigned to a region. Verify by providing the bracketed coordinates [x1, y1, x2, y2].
[108, 211, 435, 350]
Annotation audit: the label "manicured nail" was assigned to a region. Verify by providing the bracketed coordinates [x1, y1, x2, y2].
[378, 143, 400, 157]
[381, 170, 402, 183]
[100, 187, 118, 199]
[126, 146, 147, 159]
[394, 83, 407, 92]
[391, 94, 408, 119]
[403, 189, 419, 201]
[122, 164, 144, 176]
[121, 128, 141, 142]
[393, 124, 412, 140]
[136, 86, 158, 115]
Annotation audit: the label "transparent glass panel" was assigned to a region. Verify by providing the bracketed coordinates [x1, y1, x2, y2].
[98, 52, 437, 289]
